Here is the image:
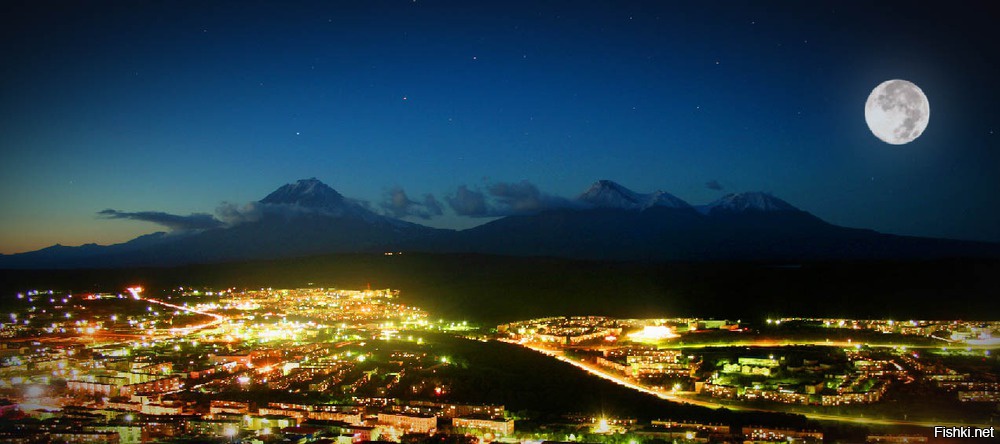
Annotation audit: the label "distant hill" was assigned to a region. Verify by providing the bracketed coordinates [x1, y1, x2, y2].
[0, 178, 447, 268]
[1, 178, 998, 268]
[424, 181, 999, 261]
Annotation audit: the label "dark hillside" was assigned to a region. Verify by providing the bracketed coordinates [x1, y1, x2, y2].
[3, 254, 998, 324]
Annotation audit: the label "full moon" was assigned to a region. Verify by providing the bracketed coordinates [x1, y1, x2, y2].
[864, 79, 930, 145]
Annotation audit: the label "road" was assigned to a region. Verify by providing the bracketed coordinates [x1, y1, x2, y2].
[506, 340, 994, 429]
[126, 286, 228, 339]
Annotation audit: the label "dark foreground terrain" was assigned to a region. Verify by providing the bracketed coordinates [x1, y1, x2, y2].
[2, 253, 998, 324]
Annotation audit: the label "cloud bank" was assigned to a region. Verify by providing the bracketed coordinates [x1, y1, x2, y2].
[100, 179, 654, 230]
[446, 180, 576, 217]
[379, 187, 444, 220]
[97, 209, 224, 231]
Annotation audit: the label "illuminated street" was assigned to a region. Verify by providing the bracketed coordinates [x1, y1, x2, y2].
[515, 341, 994, 428]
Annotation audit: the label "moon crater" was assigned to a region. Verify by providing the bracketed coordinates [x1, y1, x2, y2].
[865, 79, 930, 145]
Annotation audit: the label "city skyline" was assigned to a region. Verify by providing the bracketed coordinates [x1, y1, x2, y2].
[2, 1, 1000, 254]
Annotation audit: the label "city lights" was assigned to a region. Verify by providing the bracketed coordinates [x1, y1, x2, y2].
[628, 325, 679, 341]
[2, 284, 997, 443]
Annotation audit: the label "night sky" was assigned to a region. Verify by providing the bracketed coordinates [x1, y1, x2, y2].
[2, 0, 999, 254]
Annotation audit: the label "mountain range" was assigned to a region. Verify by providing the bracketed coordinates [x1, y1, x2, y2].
[2, 178, 998, 268]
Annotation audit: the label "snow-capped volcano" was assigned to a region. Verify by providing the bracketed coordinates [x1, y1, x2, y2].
[578, 180, 691, 210]
[258, 177, 389, 223]
[261, 178, 349, 210]
[646, 190, 692, 209]
[2, 178, 998, 269]
[703, 192, 799, 214]
[250, 177, 421, 231]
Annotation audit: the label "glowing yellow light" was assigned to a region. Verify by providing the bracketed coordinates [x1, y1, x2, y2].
[595, 418, 610, 433]
[628, 325, 678, 341]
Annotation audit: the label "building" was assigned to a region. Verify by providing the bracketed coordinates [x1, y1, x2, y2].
[595, 356, 629, 373]
[699, 383, 737, 399]
[402, 401, 505, 418]
[209, 400, 249, 415]
[67, 380, 116, 397]
[377, 413, 437, 434]
[341, 425, 376, 443]
[820, 385, 886, 405]
[187, 419, 241, 437]
[744, 426, 823, 443]
[958, 390, 1000, 402]
[66, 374, 183, 398]
[87, 426, 141, 444]
[258, 406, 306, 420]
[739, 357, 780, 367]
[721, 357, 779, 377]
[743, 387, 810, 405]
[452, 417, 515, 436]
[46, 431, 121, 443]
[650, 420, 730, 434]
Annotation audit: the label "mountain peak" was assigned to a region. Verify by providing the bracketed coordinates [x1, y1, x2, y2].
[647, 190, 693, 209]
[256, 178, 415, 227]
[706, 192, 799, 213]
[579, 180, 691, 210]
[260, 178, 346, 209]
[580, 180, 643, 207]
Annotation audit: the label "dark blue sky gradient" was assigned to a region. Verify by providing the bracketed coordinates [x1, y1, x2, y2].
[1, 1, 998, 253]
